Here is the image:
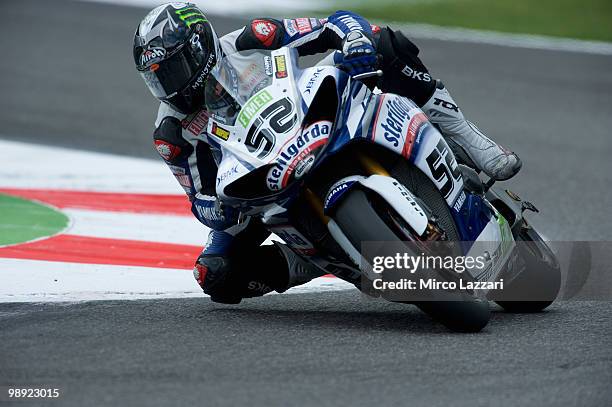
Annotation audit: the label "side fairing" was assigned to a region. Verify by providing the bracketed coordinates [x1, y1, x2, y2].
[330, 87, 466, 209]
[328, 83, 497, 243]
[297, 65, 342, 109]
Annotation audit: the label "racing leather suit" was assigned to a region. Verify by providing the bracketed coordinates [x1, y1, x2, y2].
[152, 11, 520, 304]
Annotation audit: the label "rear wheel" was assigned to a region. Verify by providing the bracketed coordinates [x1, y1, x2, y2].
[333, 165, 490, 332]
[494, 222, 561, 312]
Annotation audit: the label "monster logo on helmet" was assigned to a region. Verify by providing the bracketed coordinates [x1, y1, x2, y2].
[175, 4, 208, 27]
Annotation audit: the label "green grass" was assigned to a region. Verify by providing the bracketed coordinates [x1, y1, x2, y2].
[0, 194, 69, 246]
[329, 0, 612, 42]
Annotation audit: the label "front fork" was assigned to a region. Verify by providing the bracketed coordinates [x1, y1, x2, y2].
[303, 153, 389, 224]
[307, 152, 446, 240]
[306, 153, 449, 277]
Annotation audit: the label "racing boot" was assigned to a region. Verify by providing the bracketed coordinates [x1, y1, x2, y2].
[275, 243, 327, 291]
[422, 81, 522, 181]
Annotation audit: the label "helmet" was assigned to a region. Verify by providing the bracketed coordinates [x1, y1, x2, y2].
[133, 2, 220, 114]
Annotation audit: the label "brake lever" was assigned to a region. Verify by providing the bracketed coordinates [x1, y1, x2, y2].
[352, 70, 384, 81]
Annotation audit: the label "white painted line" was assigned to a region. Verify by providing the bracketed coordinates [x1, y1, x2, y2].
[0, 259, 199, 302]
[0, 139, 180, 193]
[64, 208, 208, 246]
[0, 259, 352, 303]
[394, 22, 612, 55]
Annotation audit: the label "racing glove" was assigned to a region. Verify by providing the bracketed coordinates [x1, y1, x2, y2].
[333, 31, 377, 76]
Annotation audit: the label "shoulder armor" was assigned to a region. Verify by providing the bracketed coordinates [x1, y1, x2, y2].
[153, 116, 193, 163]
[236, 19, 285, 51]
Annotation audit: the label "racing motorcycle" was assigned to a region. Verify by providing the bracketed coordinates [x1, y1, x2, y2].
[202, 47, 561, 332]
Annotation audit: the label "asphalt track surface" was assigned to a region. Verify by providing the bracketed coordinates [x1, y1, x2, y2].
[1, 1, 611, 406]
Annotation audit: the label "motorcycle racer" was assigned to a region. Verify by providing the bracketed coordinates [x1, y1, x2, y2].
[133, 2, 522, 303]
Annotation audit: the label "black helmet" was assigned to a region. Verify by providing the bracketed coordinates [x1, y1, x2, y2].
[133, 2, 219, 114]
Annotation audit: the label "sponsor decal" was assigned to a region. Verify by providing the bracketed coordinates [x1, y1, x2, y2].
[304, 68, 325, 94]
[190, 33, 202, 51]
[283, 19, 299, 36]
[175, 5, 207, 28]
[191, 53, 217, 90]
[238, 89, 273, 127]
[294, 154, 315, 179]
[263, 56, 273, 76]
[266, 121, 331, 190]
[237, 62, 268, 94]
[295, 18, 313, 34]
[274, 55, 288, 79]
[247, 281, 274, 294]
[169, 165, 192, 193]
[453, 190, 467, 212]
[194, 203, 223, 221]
[425, 139, 462, 199]
[251, 19, 277, 47]
[374, 96, 413, 148]
[403, 112, 428, 158]
[210, 112, 227, 125]
[433, 98, 459, 112]
[271, 226, 316, 256]
[211, 122, 230, 140]
[217, 165, 239, 185]
[391, 180, 426, 218]
[372, 95, 428, 159]
[246, 98, 297, 159]
[310, 18, 322, 29]
[371, 24, 381, 34]
[224, 62, 267, 99]
[154, 140, 181, 161]
[401, 66, 432, 82]
[324, 181, 352, 210]
[182, 109, 209, 135]
[139, 47, 166, 66]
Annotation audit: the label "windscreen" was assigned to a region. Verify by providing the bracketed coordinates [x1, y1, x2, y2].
[206, 50, 274, 109]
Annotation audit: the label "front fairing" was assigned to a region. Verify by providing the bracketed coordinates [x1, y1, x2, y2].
[203, 48, 347, 209]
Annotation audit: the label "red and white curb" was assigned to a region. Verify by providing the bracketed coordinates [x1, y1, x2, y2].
[0, 140, 351, 302]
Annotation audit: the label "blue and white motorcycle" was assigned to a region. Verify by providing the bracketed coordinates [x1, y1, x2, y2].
[202, 47, 561, 332]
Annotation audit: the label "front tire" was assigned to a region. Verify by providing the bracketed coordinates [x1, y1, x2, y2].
[334, 188, 490, 332]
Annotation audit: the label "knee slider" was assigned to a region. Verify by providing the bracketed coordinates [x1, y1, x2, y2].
[193, 255, 241, 304]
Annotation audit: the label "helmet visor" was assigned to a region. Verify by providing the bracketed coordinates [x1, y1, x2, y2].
[139, 43, 207, 98]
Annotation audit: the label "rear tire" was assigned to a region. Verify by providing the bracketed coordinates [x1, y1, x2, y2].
[495, 222, 561, 313]
[334, 188, 490, 333]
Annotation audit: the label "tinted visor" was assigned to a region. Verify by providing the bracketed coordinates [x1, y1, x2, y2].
[139, 44, 206, 98]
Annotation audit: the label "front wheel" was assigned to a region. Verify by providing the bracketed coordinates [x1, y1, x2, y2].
[333, 188, 490, 333]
